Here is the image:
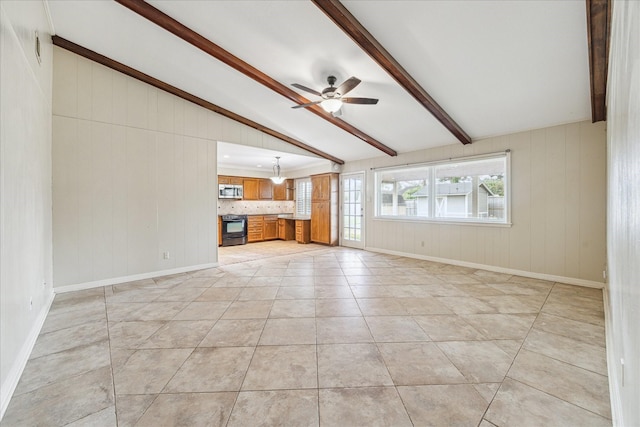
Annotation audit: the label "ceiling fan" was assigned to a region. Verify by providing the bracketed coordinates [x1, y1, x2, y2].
[291, 75, 378, 115]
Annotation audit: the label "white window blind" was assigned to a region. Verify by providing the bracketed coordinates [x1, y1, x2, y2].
[296, 178, 312, 216]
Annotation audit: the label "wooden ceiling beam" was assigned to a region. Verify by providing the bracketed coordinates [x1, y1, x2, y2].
[115, 0, 398, 157]
[51, 36, 345, 165]
[586, 0, 611, 123]
[312, 0, 472, 145]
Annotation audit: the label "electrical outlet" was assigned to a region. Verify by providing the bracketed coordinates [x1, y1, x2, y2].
[163, 251, 170, 260]
[621, 358, 625, 386]
[29, 297, 33, 311]
[421, 241, 425, 247]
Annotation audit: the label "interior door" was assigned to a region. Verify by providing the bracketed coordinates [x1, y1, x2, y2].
[341, 172, 365, 249]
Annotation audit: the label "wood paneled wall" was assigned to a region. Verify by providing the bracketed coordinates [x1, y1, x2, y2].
[343, 121, 606, 285]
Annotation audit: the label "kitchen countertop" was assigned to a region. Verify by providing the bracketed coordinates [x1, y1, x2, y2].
[219, 213, 309, 220]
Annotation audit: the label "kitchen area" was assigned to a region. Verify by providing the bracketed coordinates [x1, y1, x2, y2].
[217, 142, 339, 251]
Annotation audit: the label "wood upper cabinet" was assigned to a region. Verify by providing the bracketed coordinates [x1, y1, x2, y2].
[311, 174, 332, 201]
[263, 215, 278, 240]
[218, 175, 243, 185]
[259, 179, 273, 200]
[310, 173, 339, 246]
[274, 179, 294, 201]
[243, 178, 259, 200]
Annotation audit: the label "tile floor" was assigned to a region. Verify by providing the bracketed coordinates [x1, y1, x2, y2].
[3, 241, 612, 426]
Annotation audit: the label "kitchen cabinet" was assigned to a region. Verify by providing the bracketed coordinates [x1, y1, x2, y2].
[247, 215, 264, 242]
[218, 216, 222, 246]
[263, 215, 278, 240]
[243, 178, 259, 200]
[218, 175, 243, 185]
[278, 218, 295, 240]
[259, 179, 273, 200]
[296, 219, 311, 244]
[310, 173, 338, 246]
[273, 179, 294, 201]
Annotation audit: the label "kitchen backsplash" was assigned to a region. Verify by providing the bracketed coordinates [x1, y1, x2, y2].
[218, 200, 296, 215]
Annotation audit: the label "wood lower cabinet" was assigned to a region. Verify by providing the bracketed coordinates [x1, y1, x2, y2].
[247, 216, 264, 242]
[263, 215, 278, 240]
[278, 218, 295, 240]
[296, 220, 311, 244]
[310, 173, 338, 246]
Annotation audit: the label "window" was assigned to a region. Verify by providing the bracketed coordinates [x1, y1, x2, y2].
[296, 178, 312, 217]
[375, 152, 509, 224]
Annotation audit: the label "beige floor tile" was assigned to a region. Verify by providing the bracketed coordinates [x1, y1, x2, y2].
[460, 313, 536, 339]
[211, 276, 253, 287]
[437, 296, 497, 314]
[246, 276, 283, 287]
[365, 316, 430, 342]
[237, 286, 279, 300]
[115, 394, 157, 427]
[135, 392, 236, 427]
[270, 299, 316, 317]
[130, 301, 191, 321]
[350, 285, 394, 298]
[479, 294, 547, 313]
[378, 342, 466, 385]
[485, 378, 611, 427]
[542, 299, 606, 326]
[259, 318, 316, 345]
[2, 366, 114, 427]
[242, 345, 317, 390]
[397, 296, 453, 314]
[113, 349, 192, 394]
[280, 276, 315, 286]
[228, 390, 319, 427]
[398, 384, 489, 426]
[173, 301, 231, 320]
[176, 277, 218, 288]
[108, 321, 166, 349]
[15, 340, 111, 396]
[30, 319, 108, 359]
[199, 319, 266, 347]
[40, 303, 107, 334]
[533, 312, 606, 347]
[319, 387, 412, 427]
[523, 328, 608, 374]
[507, 349, 611, 418]
[315, 299, 362, 317]
[138, 320, 216, 348]
[316, 316, 373, 343]
[153, 286, 207, 302]
[318, 343, 393, 388]
[196, 287, 241, 301]
[276, 286, 315, 299]
[314, 286, 353, 299]
[414, 315, 485, 341]
[221, 300, 273, 319]
[357, 298, 409, 315]
[164, 347, 254, 392]
[314, 275, 349, 285]
[437, 341, 514, 383]
[65, 405, 116, 426]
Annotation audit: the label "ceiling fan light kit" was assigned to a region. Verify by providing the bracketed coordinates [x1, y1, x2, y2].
[292, 75, 379, 113]
[270, 156, 286, 184]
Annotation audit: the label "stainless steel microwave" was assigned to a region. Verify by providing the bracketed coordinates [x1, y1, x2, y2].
[219, 184, 243, 199]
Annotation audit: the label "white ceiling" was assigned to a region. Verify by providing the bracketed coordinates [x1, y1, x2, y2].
[47, 0, 591, 170]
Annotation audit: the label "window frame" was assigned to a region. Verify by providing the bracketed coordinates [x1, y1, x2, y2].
[295, 178, 312, 217]
[374, 151, 511, 226]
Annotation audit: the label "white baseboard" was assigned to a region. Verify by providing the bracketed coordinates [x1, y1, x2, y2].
[365, 246, 605, 289]
[54, 262, 219, 294]
[0, 290, 55, 420]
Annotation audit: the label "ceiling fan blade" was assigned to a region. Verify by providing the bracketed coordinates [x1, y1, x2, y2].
[291, 100, 323, 109]
[336, 77, 361, 96]
[291, 83, 322, 97]
[342, 97, 379, 105]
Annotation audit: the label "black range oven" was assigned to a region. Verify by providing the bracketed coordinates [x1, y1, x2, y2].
[221, 214, 248, 246]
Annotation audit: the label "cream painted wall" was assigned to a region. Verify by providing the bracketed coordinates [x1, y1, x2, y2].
[605, 1, 639, 425]
[0, 1, 54, 418]
[52, 47, 306, 290]
[342, 121, 606, 285]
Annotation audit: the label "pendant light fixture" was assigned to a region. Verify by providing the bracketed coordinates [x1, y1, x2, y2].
[270, 156, 286, 184]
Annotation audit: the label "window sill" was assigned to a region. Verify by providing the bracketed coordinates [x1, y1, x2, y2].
[373, 216, 512, 228]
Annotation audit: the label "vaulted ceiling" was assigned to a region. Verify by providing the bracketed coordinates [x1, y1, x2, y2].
[47, 0, 607, 170]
